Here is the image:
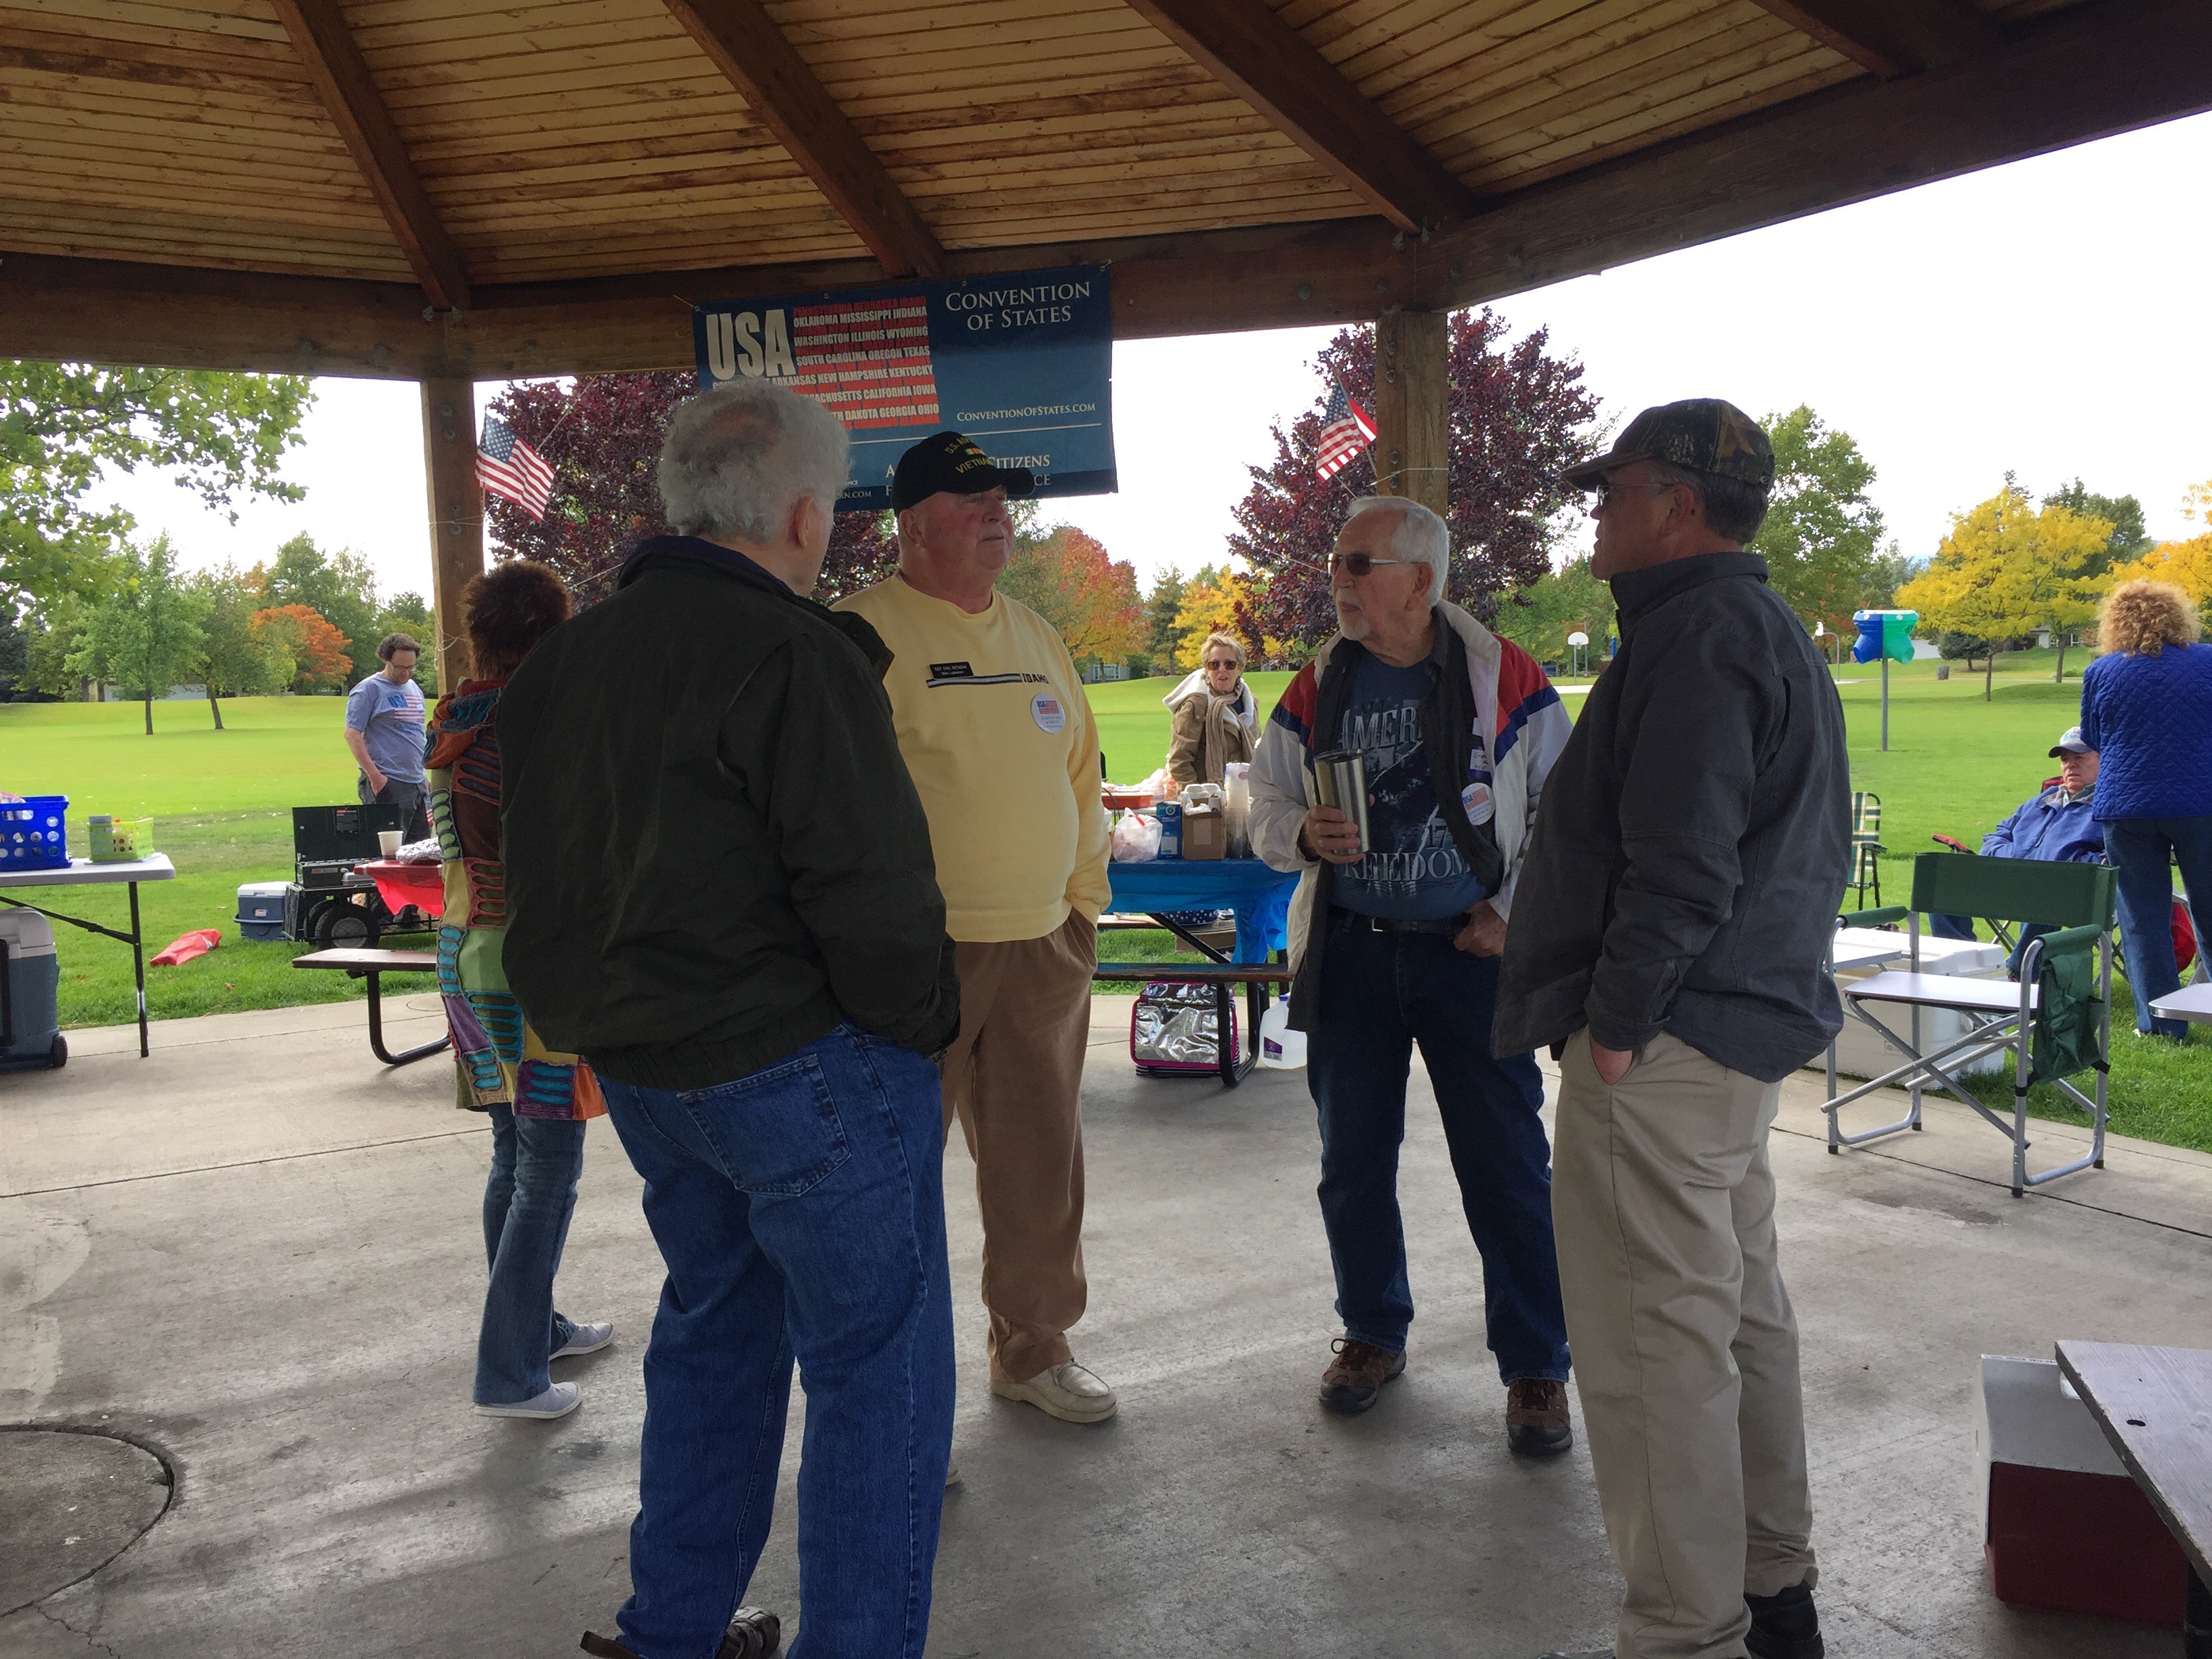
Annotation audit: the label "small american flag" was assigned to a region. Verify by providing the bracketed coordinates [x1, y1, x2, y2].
[1313, 381, 1376, 481]
[477, 414, 556, 522]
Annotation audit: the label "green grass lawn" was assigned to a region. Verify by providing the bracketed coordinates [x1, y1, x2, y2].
[7, 653, 2205, 1153]
[1, 697, 394, 1027]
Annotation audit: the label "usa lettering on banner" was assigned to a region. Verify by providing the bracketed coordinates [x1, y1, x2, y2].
[693, 265, 1115, 512]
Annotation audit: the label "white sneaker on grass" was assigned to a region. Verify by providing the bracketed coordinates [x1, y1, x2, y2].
[476, 1382, 580, 1420]
[552, 1322, 614, 1359]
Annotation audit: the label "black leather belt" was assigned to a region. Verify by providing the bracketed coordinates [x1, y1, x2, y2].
[1330, 907, 1469, 936]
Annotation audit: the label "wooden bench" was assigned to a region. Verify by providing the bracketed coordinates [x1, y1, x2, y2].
[1092, 960, 1293, 1088]
[291, 947, 449, 1067]
[2055, 1340, 2212, 1656]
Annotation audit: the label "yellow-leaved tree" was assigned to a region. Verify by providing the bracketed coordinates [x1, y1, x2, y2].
[2104, 479, 2212, 609]
[1896, 478, 2112, 697]
[1173, 565, 1250, 669]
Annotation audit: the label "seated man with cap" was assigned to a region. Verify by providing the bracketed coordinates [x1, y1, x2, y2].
[1929, 726, 2102, 972]
[836, 431, 1118, 1429]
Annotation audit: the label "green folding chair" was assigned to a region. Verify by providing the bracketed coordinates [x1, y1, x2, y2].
[1845, 791, 1884, 908]
[1827, 853, 2114, 1197]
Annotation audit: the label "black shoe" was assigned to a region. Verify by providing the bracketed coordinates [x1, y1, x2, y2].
[583, 1607, 781, 1659]
[1319, 1337, 1406, 1414]
[1745, 1580, 1822, 1659]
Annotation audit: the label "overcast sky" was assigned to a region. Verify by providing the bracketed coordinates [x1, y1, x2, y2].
[103, 108, 2212, 605]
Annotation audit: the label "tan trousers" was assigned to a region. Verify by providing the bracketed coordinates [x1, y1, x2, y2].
[939, 907, 1095, 1384]
[1554, 1031, 1816, 1659]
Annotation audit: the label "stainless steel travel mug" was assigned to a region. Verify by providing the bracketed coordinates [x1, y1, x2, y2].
[1312, 750, 1370, 853]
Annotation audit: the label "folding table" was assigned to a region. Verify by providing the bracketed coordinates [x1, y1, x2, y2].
[0, 854, 176, 1058]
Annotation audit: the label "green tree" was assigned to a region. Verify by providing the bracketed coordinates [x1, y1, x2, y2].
[191, 565, 292, 729]
[264, 533, 378, 681]
[0, 607, 27, 699]
[1493, 556, 1616, 668]
[2, 362, 312, 612]
[2045, 478, 2152, 579]
[70, 538, 209, 734]
[18, 598, 92, 699]
[1143, 567, 1187, 667]
[1750, 407, 1887, 636]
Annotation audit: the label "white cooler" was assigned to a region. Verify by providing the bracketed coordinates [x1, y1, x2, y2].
[1815, 928, 2011, 1080]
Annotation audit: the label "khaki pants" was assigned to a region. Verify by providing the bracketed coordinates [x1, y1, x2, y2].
[940, 907, 1095, 1384]
[1554, 1031, 1816, 1659]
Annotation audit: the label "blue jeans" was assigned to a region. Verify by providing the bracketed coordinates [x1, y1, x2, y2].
[1307, 916, 1571, 1381]
[2104, 816, 2212, 1037]
[598, 1025, 954, 1659]
[476, 1101, 586, 1406]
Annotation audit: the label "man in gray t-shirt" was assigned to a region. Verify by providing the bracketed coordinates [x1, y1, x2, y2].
[344, 633, 430, 844]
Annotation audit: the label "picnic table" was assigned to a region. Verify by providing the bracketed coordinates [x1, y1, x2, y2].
[2053, 1340, 2212, 1656]
[355, 858, 445, 920]
[1097, 859, 1300, 1087]
[0, 855, 176, 1058]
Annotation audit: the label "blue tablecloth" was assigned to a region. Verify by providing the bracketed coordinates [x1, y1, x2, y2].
[1106, 857, 1299, 964]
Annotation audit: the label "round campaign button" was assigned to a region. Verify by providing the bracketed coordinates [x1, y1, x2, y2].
[1031, 693, 1067, 734]
[1461, 780, 1495, 824]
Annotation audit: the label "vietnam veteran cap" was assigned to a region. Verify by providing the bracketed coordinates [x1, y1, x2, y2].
[890, 430, 1036, 512]
[1560, 398, 1775, 491]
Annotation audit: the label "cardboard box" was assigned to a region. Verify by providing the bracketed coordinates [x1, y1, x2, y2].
[1973, 1355, 2186, 1624]
[1182, 806, 1226, 860]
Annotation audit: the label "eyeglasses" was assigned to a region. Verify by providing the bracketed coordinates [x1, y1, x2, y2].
[1593, 476, 1678, 508]
[1203, 658, 1239, 671]
[1326, 552, 1412, 578]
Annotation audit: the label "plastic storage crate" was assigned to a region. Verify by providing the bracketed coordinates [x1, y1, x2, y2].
[1, 796, 70, 872]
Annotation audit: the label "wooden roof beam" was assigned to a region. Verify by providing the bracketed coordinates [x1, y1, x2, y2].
[267, 0, 470, 312]
[664, 0, 945, 279]
[1121, 0, 1476, 234]
[1753, 0, 2006, 77]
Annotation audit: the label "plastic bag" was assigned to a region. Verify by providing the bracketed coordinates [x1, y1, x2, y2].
[150, 928, 221, 967]
[1110, 811, 1162, 863]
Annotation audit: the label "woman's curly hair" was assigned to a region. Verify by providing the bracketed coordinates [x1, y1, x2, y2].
[2097, 578, 2200, 658]
[464, 559, 573, 680]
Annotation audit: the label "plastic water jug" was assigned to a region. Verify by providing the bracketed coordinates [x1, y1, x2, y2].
[1257, 1000, 1306, 1069]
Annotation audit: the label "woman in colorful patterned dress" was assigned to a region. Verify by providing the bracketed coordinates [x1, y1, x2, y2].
[427, 560, 606, 1420]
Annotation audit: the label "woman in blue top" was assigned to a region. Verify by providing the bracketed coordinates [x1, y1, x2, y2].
[2079, 579, 2212, 1037]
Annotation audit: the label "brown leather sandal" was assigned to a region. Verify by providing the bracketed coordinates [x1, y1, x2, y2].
[581, 1606, 781, 1659]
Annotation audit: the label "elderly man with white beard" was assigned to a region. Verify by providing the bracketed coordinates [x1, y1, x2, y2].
[1248, 495, 1576, 1450]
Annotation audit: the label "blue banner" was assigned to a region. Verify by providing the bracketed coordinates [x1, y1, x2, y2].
[693, 264, 1115, 514]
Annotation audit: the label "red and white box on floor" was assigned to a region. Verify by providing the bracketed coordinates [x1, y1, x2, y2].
[1975, 1354, 2188, 1624]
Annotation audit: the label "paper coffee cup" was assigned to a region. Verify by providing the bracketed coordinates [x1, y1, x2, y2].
[377, 830, 403, 857]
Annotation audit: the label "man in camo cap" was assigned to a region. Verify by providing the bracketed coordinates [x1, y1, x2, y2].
[1498, 400, 1850, 1659]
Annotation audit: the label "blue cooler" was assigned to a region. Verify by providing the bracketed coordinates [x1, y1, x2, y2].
[0, 908, 65, 1070]
[235, 881, 297, 942]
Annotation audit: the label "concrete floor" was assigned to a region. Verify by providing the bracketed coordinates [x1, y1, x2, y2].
[3, 992, 2211, 1658]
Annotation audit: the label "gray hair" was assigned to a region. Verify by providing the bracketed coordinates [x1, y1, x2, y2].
[657, 380, 851, 542]
[1645, 459, 1770, 544]
[1347, 496, 1449, 601]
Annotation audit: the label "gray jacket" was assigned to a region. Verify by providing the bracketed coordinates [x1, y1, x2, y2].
[1492, 552, 1849, 1082]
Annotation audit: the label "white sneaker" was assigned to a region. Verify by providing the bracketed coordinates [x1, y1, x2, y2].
[552, 1321, 614, 1359]
[476, 1382, 580, 1420]
[945, 1457, 962, 1488]
[989, 1360, 1118, 1423]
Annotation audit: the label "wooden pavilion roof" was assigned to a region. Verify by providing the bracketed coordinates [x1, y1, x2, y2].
[3, 0, 2209, 379]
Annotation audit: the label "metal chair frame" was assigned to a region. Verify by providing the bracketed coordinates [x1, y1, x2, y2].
[1825, 854, 2114, 1197]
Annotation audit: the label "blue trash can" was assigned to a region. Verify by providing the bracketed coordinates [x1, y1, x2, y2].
[0, 907, 65, 1070]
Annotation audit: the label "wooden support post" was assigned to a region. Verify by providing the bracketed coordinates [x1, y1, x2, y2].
[419, 378, 482, 689]
[1372, 310, 1448, 520]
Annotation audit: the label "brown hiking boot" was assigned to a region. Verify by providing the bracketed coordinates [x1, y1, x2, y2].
[581, 1607, 781, 1658]
[1319, 1337, 1406, 1414]
[1506, 1378, 1574, 1456]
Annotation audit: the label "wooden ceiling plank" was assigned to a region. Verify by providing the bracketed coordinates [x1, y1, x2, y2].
[1107, 0, 1476, 230]
[1748, 0, 2005, 77]
[662, 0, 945, 278]
[265, 0, 472, 310]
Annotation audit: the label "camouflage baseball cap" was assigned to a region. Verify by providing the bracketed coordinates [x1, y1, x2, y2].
[1560, 398, 1774, 491]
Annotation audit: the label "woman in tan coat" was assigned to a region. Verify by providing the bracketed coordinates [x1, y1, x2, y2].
[1164, 632, 1257, 790]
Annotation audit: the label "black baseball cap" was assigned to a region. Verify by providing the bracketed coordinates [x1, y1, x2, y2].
[1560, 398, 1775, 491]
[890, 430, 1035, 512]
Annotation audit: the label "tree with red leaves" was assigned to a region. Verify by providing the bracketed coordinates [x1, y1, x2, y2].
[1229, 312, 1599, 661]
[251, 602, 351, 692]
[483, 373, 899, 607]
[998, 524, 1143, 664]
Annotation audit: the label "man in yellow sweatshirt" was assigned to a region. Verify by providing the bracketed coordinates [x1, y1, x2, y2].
[836, 432, 1118, 1424]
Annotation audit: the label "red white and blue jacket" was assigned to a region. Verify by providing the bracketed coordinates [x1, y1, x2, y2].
[1250, 602, 1570, 977]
